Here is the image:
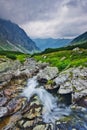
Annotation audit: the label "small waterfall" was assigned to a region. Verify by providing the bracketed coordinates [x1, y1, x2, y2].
[22, 76, 71, 123]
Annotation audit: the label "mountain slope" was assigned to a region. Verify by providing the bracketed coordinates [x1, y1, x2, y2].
[0, 18, 39, 53]
[33, 38, 72, 51]
[70, 32, 87, 45]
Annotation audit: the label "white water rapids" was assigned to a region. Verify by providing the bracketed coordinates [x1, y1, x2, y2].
[22, 76, 71, 123]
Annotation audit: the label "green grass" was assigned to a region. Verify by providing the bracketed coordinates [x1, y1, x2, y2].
[17, 54, 29, 63]
[33, 49, 87, 71]
[0, 51, 30, 62]
[0, 43, 87, 71]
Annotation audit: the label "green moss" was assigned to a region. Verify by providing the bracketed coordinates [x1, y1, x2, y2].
[59, 116, 73, 122]
[69, 71, 73, 78]
[47, 80, 54, 85]
[17, 55, 26, 63]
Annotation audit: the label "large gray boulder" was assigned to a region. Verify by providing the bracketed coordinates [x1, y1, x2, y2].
[54, 67, 87, 101]
[37, 66, 59, 80]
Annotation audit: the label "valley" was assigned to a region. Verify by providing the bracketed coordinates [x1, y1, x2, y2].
[0, 17, 87, 130]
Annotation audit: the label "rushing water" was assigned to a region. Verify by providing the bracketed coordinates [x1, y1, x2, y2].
[22, 76, 71, 123]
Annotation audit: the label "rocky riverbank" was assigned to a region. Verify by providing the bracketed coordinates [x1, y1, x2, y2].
[0, 57, 87, 130]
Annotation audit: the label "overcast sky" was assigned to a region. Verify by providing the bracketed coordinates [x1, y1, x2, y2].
[0, 0, 87, 38]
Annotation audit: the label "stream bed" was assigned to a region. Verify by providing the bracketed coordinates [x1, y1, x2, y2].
[0, 65, 87, 130]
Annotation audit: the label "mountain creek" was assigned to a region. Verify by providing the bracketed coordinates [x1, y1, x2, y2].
[0, 57, 87, 130]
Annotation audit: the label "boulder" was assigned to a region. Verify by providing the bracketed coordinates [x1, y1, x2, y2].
[54, 75, 69, 85]
[37, 66, 58, 80]
[58, 84, 73, 94]
[54, 67, 87, 103]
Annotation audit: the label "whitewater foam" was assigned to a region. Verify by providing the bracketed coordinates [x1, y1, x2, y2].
[22, 76, 71, 123]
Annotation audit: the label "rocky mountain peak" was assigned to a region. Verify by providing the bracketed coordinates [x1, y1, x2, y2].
[0, 18, 39, 53]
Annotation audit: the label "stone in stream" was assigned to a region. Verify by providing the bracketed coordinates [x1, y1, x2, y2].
[0, 107, 8, 118]
[58, 92, 72, 106]
[17, 95, 43, 129]
[4, 89, 13, 97]
[75, 96, 87, 108]
[0, 97, 8, 106]
[23, 96, 42, 119]
[0, 98, 23, 118]
[46, 86, 60, 94]
[7, 98, 23, 115]
[37, 78, 48, 85]
[0, 114, 22, 130]
[33, 123, 54, 130]
[37, 66, 59, 94]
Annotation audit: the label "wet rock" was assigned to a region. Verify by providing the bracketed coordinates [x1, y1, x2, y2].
[37, 78, 48, 85]
[33, 123, 54, 130]
[23, 96, 42, 119]
[4, 89, 13, 97]
[0, 107, 8, 118]
[0, 91, 4, 97]
[46, 85, 60, 94]
[37, 66, 58, 80]
[18, 117, 55, 130]
[75, 96, 87, 108]
[7, 99, 22, 115]
[43, 79, 60, 94]
[23, 120, 34, 128]
[0, 97, 8, 106]
[18, 117, 43, 129]
[17, 96, 43, 129]
[23, 103, 42, 120]
[0, 114, 22, 130]
[58, 92, 72, 105]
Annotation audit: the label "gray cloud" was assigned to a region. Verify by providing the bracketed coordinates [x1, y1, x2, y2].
[0, 0, 61, 23]
[0, 0, 87, 38]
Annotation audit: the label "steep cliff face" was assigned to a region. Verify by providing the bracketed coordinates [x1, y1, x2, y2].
[0, 18, 39, 53]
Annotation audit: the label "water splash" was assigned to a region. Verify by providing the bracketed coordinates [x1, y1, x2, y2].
[22, 76, 71, 123]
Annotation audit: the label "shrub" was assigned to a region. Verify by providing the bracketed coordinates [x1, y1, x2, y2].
[6, 54, 17, 60]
